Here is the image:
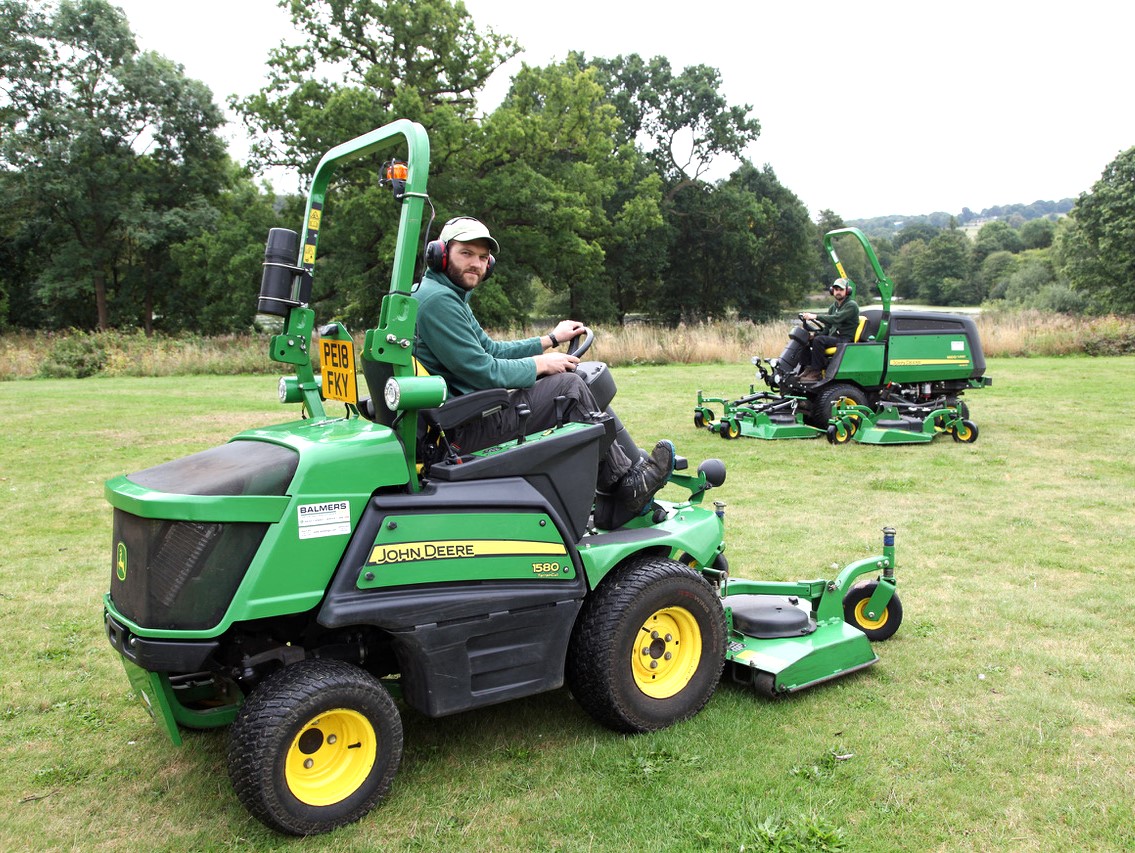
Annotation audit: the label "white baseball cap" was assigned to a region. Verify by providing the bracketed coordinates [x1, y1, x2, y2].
[439, 217, 499, 253]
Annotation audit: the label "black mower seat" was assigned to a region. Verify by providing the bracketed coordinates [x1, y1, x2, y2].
[729, 594, 816, 639]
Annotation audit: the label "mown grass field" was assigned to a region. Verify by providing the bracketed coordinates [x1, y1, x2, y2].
[1, 356, 1133, 851]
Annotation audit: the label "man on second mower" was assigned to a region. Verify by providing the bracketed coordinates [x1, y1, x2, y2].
[412, 215, 674, 518]
[798, 278, 860, 382]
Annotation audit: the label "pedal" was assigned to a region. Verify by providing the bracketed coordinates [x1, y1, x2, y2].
[674, 455, 688, 471]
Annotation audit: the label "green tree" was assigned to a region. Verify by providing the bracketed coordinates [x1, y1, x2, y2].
[1059, 146, 1135, 313]
[655, 164, 813, 325]
[581, 53, 761, 189]
[913, 229, 972, 304]
[1, 0, 229, 330]
[579, 52, 764, 320]
[467, 59, 634, 324]
[1019, 217, 1056, 250]
[232, 0, 519, 328]
[1000, 251, 1058, 306]
[888, 238, 926, 301]
[169, 173, 292, 334]
[234, 0, 517, 176]
[979, 250, 1020, 301]
[972, 220, 1024, 266]
[894, 222, 939, 250]
[725, 164, 815, 320]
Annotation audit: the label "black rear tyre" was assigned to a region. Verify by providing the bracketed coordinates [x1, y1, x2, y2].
[227, 660, 402, 836]
[566, 557, 725, 733]
[810, 383, 867, 428]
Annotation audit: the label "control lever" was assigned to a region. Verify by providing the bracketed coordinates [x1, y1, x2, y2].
[554, 395, 576, 428]
[515, 403, 531, 444]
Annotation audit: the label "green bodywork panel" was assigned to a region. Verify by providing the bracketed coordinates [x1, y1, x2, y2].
[737, 417, 820, 440]
[884, 333, 978, 384]
[358, 511, 575, 588]
[106, 419, 410, 639]
[727, 621, 878, 692]
[826, 343, 885, 388]
[722, 544, 897, 692]
[578, 500, 725, 589]
[122, 659, 239, 745]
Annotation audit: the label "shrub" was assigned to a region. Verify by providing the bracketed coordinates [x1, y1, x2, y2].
[38, 332, 108, 378]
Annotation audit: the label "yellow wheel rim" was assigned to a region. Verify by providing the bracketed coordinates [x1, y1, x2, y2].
[631, 606, 703, 699]
[853, 599, 889, 631]
[955, 423, 973, 440]
[285, 708, 377, 806]
[728, 422, 740, 438]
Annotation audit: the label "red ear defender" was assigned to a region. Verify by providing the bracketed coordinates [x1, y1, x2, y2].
[425, 239, 447, 272]
[424, 241, 495, 280]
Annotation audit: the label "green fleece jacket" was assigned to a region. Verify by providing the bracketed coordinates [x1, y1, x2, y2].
[412, 269, 543, 395]
[821, 297, 860, 338]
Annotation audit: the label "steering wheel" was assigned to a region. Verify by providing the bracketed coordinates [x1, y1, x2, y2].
[798, 313, 825, 334]
[566, 327, 594, 358]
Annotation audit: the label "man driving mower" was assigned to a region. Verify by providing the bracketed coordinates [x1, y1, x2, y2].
[798, 277, 860, 382]
[412, 215, 675, 518]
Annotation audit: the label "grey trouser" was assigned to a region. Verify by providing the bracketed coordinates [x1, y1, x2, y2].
[450, 372, 634, 487]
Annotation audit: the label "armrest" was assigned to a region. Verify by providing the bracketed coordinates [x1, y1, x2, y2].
[422, 388, 511, 432]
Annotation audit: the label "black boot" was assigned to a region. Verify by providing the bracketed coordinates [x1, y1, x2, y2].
[615, 440, 675, 516]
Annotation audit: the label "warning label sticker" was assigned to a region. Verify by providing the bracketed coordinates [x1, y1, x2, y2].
[297, 501, 352, 540]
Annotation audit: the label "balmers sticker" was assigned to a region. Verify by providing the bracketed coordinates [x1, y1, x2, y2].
[368, 539, 567, 565]
[297, 500, 352, 540]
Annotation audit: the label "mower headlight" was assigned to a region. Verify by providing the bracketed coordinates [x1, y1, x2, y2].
[278, 375, 303, 404]
[383, 376, 448, 412]
[383, 376, 400, 410]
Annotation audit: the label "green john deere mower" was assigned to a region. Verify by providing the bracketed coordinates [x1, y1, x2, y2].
[104, 122, 903, 835]
[695, 227, 991, 444]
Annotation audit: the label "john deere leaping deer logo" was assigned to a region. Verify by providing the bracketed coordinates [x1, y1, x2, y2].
[116, 542, 128, 581]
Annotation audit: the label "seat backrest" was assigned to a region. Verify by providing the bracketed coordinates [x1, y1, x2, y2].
[824, 314, 870, 356]
[858, 309, 883, 342]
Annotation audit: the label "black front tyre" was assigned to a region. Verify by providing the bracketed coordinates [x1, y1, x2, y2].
[827, 423, 852, 445]
[952, 419, 978, 442]
[843, 581, 903, 642]
[566, 557, 726, 733]
[227, 660, 403, 836]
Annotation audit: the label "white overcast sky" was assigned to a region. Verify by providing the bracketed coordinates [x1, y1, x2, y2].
[112, 0, 1133, 220]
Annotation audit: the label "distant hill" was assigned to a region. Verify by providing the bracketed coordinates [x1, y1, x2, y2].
[848, 198, 1075, 240]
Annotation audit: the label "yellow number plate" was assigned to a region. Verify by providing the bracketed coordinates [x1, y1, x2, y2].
[319, 339, 358, 404]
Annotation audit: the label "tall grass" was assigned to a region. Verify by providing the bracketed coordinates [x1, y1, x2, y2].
[2, 311, 1133, 381]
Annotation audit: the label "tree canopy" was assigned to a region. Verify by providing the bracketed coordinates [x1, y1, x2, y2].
[1, 0, 233, 330]
[0, 0, 1126, 335]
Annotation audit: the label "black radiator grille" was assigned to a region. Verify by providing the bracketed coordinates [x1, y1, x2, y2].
[111, 510, 267, 630]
